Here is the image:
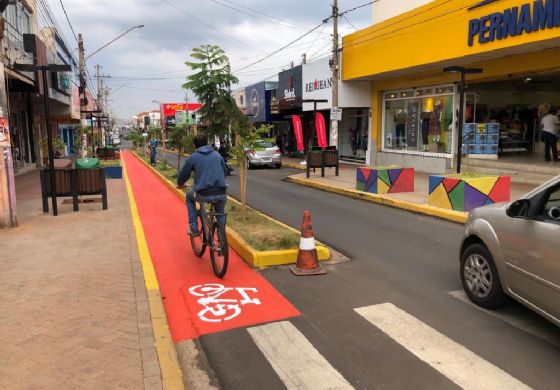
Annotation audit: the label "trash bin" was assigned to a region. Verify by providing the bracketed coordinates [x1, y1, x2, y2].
[50, 158, 73, 169]
[76, 157, 100, 169]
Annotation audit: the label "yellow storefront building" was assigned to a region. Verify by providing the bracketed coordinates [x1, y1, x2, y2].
[343, 0, 560, 173]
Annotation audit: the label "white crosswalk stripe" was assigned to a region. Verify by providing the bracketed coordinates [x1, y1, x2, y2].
[247, 321, 354, 390]
[355, 303, 531, 390]
[449, 290, 560, 348]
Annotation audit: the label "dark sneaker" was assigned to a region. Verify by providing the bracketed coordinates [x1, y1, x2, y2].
[187, 227, 200, 237]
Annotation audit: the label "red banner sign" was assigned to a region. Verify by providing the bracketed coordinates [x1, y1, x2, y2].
[292, 115, 304, 152]
[315, 112, 327, 148]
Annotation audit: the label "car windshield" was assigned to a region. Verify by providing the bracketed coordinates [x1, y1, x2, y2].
[256, 141, 275, 148]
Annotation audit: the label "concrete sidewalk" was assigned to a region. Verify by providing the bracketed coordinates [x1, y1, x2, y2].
[0, 171, 165, 389]
[282, 156, 537, 223]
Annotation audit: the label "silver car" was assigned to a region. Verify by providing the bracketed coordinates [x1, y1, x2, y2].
[460, 175, 560, 326]
[247, 140, 281, 169]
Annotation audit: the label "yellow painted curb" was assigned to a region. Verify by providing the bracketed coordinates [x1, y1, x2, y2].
[282, 162, 306, 170]
[131, 151, 331, 269]
[122, 157, 185, 390]
[286, 175, 468, 224]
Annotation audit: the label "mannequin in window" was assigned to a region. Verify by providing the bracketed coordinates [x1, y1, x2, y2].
[421, 111, 431, 152]
[394, 109, 407, 147]
[349, 127, 358, 155]
[429, 100, 444, 142]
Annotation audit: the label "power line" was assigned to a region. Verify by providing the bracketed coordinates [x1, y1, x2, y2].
[343, 0, 459, 51]
[207, 0, 330, 35]
[342, 14, 358, 31]
[57, 0, 78, 43]
[161, 0, 270, 54]
[233, 21, 327, 73]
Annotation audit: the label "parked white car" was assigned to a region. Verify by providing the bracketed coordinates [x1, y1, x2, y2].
[247, 140, 281, 169]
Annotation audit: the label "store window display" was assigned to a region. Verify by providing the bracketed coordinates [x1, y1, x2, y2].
[383, 86, 454, 154]
[339, 109, 368, 163]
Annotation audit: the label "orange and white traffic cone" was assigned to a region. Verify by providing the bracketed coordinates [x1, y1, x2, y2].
[290, 210, 326, 276]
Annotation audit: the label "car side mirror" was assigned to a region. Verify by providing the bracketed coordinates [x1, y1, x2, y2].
[506, 199, 530, 218]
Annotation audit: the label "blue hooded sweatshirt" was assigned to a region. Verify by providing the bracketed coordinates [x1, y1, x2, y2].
[177, 145, 228, 196]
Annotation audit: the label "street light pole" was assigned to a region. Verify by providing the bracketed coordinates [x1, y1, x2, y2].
[85, 24, 144, 61]
[443, 66, 483, 174]
[457, 71, 466, 174]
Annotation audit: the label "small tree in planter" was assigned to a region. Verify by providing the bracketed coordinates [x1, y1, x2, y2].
[168, 124, 194, 171]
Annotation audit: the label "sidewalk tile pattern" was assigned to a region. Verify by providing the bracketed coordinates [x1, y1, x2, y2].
[356, 167, 414, 194]
[0, 175, 162, 390]
[428, 175, 511, 212]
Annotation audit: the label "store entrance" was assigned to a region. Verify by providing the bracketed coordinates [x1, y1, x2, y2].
[467, 73, 560, 164]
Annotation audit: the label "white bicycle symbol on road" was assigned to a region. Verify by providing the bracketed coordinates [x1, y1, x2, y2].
[189, 283, 261, 323]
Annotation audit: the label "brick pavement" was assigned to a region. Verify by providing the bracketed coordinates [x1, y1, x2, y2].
[0, 170, 163, 390]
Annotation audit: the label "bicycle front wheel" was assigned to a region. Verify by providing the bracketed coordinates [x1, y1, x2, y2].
[190, 210, 207, 257]
[210, 221, 229, 278]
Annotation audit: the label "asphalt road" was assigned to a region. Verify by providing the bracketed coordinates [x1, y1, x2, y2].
[158, 150, 560, 389]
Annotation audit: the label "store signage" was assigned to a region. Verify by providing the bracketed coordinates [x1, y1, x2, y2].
[315, 112, 327, 148]
[331, 107, 342, 121]
[305, 78, 333, 93]
[251, 89, 260, 117]
[284, 76, 296, 99]
[279, 66, 302, 111]
[270, 93, 279, 115]
[165, 116, 176, 127]
[468, 0, 560, 46]
[406, 101, 419, 148]
[292, 115, 304, 151]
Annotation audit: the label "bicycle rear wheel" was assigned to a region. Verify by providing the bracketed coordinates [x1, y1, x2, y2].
[190, 209, 207, 257]
[210, 220, 229, 278]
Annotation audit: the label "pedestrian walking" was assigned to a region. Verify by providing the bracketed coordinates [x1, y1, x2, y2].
[540, 107, 559, 162]
[149, 137, 158, 166]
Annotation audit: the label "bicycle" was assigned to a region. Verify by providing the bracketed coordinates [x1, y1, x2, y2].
[181, 187, 229, 278]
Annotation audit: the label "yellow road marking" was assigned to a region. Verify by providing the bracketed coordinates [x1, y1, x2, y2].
[122, 156, 185, 390]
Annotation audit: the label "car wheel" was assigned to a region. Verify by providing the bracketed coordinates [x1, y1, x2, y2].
[246, 158, 253, 170]
[460, 243, 506, 309]
[275, 163, 282, 169]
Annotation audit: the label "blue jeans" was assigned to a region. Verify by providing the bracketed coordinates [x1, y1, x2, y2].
[186, 190, 227, 232]
[542, 131, 558, 160]
[150, 148, 157, 164]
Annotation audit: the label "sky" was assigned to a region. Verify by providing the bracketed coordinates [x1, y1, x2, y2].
[49, 0, 373, 122]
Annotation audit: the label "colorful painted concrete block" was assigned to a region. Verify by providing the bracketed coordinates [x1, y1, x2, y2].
[428, 175, 510, 212]
[356, 166, 414, 194]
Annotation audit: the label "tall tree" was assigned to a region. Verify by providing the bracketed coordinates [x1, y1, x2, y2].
[183, 45, 241, 138]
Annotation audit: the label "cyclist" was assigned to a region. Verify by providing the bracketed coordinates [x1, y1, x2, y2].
[176, 134, 228, 236]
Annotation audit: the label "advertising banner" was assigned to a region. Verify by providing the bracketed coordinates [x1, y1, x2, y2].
[315, 112, 327, 148]
[292, 115, 304, 151]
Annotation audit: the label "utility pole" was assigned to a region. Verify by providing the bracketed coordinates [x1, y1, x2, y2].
[78, 33, 87, 157]
[330, 0, 339, 148]
[95, 65, 103, 148]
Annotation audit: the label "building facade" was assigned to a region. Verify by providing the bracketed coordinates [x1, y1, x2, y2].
[0, 0, 84, 227]
[344, 0, 560, 173]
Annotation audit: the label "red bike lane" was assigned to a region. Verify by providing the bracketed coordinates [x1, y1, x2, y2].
[122, 152, 300, 342]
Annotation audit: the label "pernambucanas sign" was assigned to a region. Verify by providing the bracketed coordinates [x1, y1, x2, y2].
[468, 0, 560, 46]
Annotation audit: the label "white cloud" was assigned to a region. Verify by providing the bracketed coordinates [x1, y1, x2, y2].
[51, 0, 372, 120]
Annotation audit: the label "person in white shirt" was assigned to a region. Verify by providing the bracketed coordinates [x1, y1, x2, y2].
[540, 109, 559, 161]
